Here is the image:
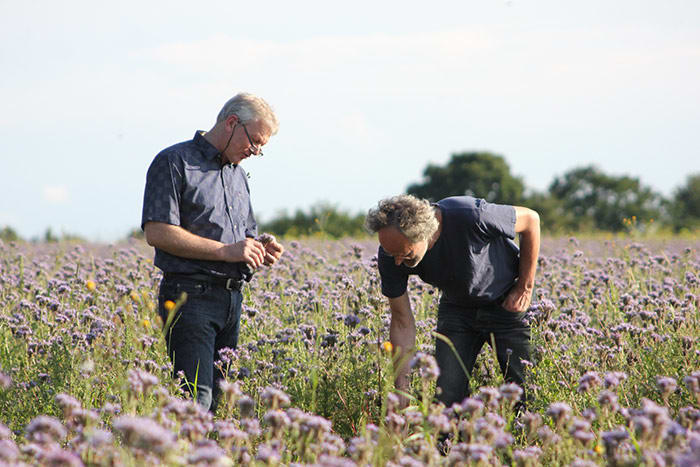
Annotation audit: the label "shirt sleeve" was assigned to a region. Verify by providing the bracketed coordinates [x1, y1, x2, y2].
[476, 200, 516, 239]
[377, 247, 409, 298]
[244, 201, 258, 238]
[141, 151, 183, 230]
[242, 171, 258, 238]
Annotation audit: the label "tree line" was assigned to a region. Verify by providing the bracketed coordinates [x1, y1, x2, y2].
[259, 152, 698, 237]
[1, 152, 697, 242]
[406, 152, 698, 234]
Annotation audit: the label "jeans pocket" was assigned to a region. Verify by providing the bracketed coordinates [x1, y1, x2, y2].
[491, 303, 528, 323]
[158, 280, 210, 319]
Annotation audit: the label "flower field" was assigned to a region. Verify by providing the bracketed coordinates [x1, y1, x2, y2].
[0, 236, 698, 466]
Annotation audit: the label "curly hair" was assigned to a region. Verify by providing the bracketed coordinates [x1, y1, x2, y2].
[365, 195, 439, 243]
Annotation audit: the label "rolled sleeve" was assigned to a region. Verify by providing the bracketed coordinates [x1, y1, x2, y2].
[141, 152, 182, 230]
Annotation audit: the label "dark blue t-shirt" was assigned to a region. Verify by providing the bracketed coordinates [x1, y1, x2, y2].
[377, 196, 519, 305]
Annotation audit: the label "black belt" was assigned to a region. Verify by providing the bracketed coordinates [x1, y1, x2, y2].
[164, 273, 244, 291]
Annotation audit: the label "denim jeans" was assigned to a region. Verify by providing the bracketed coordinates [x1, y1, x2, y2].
[435, 300, 531, 408]
[157, 276, 242, 411]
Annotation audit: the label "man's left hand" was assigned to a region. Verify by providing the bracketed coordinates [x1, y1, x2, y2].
[263, 239, 284, 266]
[502, 285, 533, 313]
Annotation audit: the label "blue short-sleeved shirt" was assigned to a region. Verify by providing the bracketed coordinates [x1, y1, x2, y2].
[141, 131, 257, 280]
[377, 196, 519, 304]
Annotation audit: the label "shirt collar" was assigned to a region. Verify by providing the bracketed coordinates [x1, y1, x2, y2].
[193, 131, 222, 161]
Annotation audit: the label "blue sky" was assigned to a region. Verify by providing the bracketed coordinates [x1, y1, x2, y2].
[1, 0, 699, 241]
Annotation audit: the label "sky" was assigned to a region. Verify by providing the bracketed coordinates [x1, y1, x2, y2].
[1, 0, 699, 241]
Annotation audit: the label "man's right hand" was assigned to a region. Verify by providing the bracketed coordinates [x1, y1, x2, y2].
[221, 238, 267, 268]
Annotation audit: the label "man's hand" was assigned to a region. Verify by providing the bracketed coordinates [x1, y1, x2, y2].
[502, 284, 533, 313]
[221, 238, 267, 269]
[257, 233, 284, 266]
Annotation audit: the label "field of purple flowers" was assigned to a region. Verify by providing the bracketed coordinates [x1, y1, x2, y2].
[0, 236, 698, 466]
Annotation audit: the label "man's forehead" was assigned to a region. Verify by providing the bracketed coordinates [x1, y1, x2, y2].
[378, 227, 413, 252]
[249, 120, 272, 143]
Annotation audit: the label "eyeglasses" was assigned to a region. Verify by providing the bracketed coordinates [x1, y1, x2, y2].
[240, 123, 264, 157]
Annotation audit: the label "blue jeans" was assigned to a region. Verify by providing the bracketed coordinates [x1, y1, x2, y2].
[157, 276, 242, 411]
[435, 300, 531, 408]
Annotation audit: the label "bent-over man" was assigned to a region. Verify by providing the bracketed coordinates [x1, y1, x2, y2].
[141, 92, 284, 411]
[365, 194, 540, 408]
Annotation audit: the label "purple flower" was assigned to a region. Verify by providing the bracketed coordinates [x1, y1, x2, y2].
[546, 402, 572, 428]
[0, 439, 19, 463]
[570, 460, 598, 467]
[127, 368, 159, 395]
[409, 352, 440, 381]
[513, 446, 542, 466]
[113, 416, 175, 456]
[427, 413, 451, 434]
[683, 371, 700, 396]
[55, 393, 82, 420]
[577, 371, 601, 393]
[264, 409, 291, 435]
[466, 443, 493, 463]
[260, 386, 290, 409]
[499, 383, 523, 403]
[187, 445, 228, 465]
[25, 416, 67, 444]
[603, 371, 628, 389]
[385, 413, 406, 433]
[537, 426, 561, 445]
[86, 429, 113, 448]
[477, 387, 501, 410]
[0, 371, 11, 389]
[40, 448, 84, 466]
[460, 397, 485, 418]
[597, 390, 620, 412]
[255, 443, 281, 464]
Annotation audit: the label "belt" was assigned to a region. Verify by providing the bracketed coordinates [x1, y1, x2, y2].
[164, 273, 244, 291]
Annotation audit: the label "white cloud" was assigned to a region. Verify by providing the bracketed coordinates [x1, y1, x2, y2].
[43, 186, 69, 204]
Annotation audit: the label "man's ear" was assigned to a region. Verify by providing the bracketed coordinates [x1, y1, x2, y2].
[226, 114, 239, 130]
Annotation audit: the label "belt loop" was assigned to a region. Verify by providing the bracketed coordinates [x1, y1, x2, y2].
[225, 278, 234, 290]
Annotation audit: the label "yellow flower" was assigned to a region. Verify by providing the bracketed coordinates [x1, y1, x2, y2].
[163, 300, 176, 312]
[129, 291, 140, 303]
[141, 319, 150, 328]
[86, 280, 96, 291]
[382, 341, 393, 353]
[594, 444, 604, 455]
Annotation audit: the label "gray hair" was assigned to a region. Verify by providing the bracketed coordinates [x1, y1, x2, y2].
[365, 194, 439, 243]
[216, 92, 279, 135]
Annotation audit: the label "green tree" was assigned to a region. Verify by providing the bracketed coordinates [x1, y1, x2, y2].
[548, 165, 663, 232]
[670, 173, 700, 233]
[407, 152, 525, 204]
[261, 202, 367, 238]
[522, 191, 568, 234]
[43, 227, 58, 243]
[0, 226, 20, 242]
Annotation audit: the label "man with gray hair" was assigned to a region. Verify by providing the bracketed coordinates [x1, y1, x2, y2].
[141, 92, 284, 411]
[366, 195, 540, 409]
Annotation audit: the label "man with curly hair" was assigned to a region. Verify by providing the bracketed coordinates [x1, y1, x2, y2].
[366, 194, 540, 408]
